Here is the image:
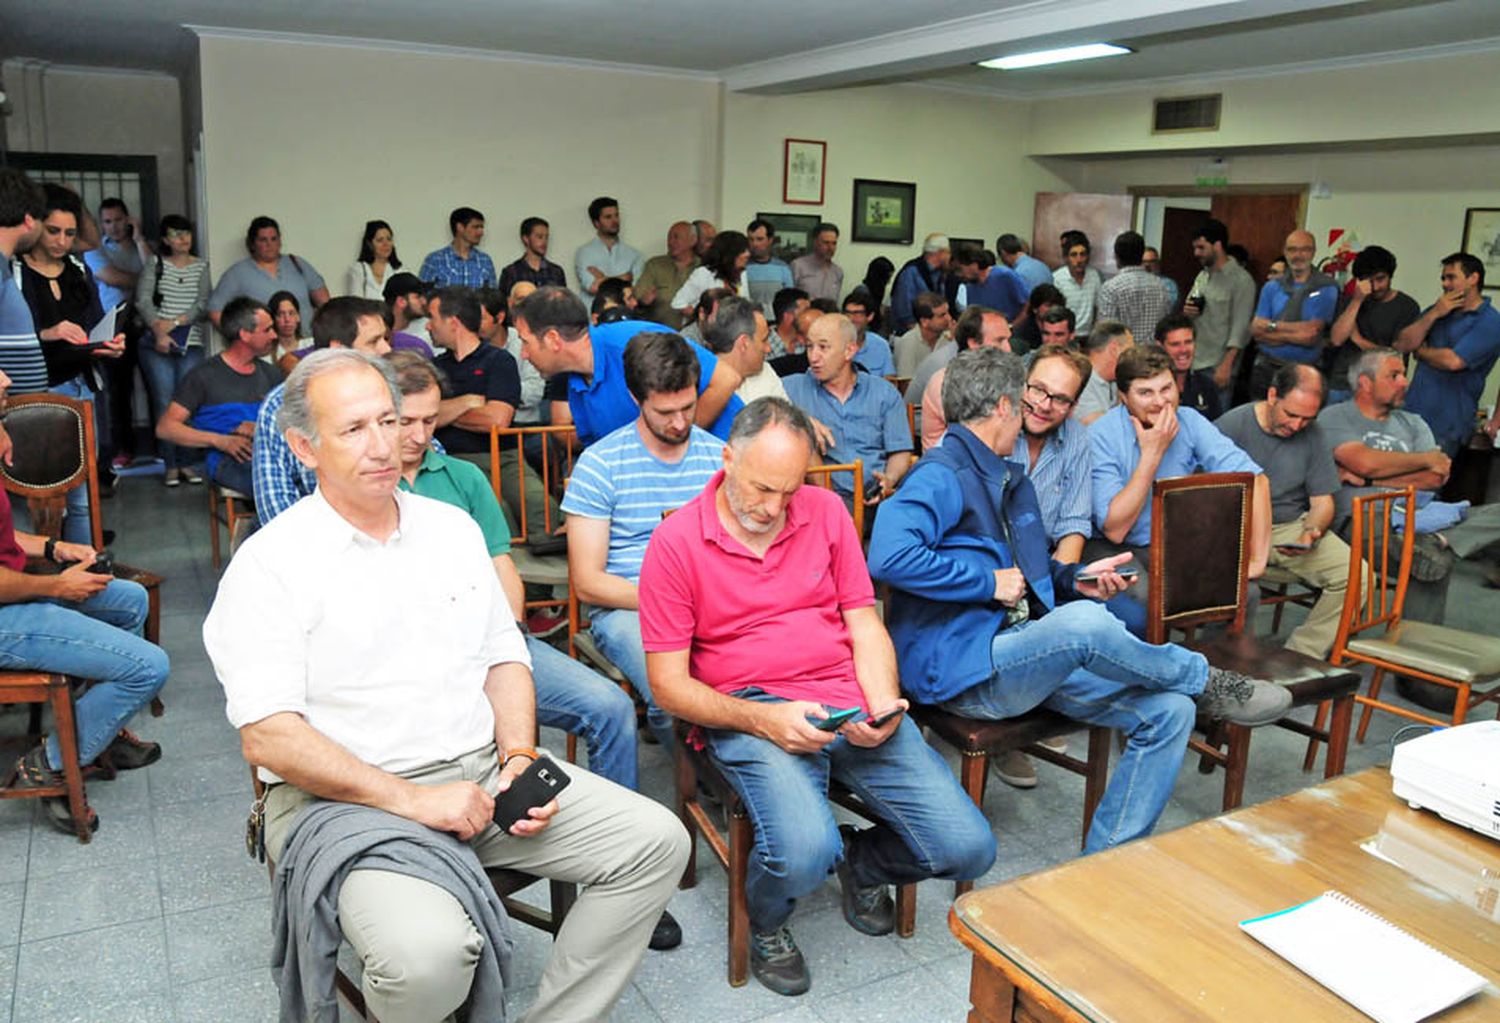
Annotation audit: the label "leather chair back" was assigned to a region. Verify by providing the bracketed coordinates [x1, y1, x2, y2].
[1147, 473, 1252, 643]
[0, 393, 102, 548]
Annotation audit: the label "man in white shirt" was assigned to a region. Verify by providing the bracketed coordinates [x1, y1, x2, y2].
[574, 196, 644, 303]
[705, 295, 786, 403]
[1052, 230, 1103, 334]
[204, 349, 687, 1023]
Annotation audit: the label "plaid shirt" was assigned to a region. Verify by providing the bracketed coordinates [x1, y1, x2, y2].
[1095, 266, 1173, 345]
[498, 257, 566, 298]
[419, 246, 497, 289]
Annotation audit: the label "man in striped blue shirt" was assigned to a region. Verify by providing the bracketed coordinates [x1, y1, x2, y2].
[0, 170, 49, 396]
[562, 332, 725, 746]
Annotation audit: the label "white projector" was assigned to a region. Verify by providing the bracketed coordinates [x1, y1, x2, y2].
[1390, 720, 1500, 841]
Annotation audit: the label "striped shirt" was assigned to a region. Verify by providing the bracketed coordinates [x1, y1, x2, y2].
[1003, 415, 1093, 546]
[0, 258, 47, 394]
[136, 257, 210, 348]
[561, 422, 724, 584]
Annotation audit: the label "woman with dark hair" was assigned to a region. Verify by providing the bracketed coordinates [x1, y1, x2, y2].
[672, 229, 750, 317]
[346, 219, 402, 299]
[17, 184, 124, 538]
[862, 256, 896, 334]
[266, 290, 308, 375]
[206, 214, 329, 329]
[136, 214, 210, 485]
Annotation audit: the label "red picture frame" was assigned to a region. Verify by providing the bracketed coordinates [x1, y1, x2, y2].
[783, 138, 827, 206]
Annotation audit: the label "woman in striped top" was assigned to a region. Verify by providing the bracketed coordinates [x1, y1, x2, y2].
[136, 214, 209, 485]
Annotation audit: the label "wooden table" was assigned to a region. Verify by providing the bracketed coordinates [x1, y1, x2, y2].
[950, 768, 1500, 1022]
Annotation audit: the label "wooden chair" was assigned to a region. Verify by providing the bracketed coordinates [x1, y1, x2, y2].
[1331, 487, 1500, 737]
[0, 393, 166, 720]
[1147, 474, 1360, 811]
[1257, 564, 1321, 635]
[208, 484, 256, 570]
[672, 720, 916, 987]
[488, 424, 575, 595]
[251, 770, 577, 1022]
[0, 671, 93, 842]
[805, 459, 865, 538]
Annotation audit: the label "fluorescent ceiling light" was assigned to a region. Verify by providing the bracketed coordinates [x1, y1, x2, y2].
[978, 43, 1132, 71]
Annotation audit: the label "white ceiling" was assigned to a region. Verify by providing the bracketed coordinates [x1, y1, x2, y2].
[0, 0, 1491, 99]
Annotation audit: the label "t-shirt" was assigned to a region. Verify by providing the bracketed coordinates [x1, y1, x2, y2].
[540, 319, 742, 447]
[560, 422, 724, 584]
[967, 267, 1028, 320]
[1328, 291, 1420, 390]
[0, 257, 49, 394]
[173, 354, 281, 477]
[1316, 400, 1437, 521]
[433, 343, 522, 455]
[400, 448, 512, 557]
[0, 487, 26, 572]
[638, 469, 872, 712]
[208, 255, 325, 318]
[1213, 403, 1338, 523]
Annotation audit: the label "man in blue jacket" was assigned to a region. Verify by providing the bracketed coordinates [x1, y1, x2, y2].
[867, 349, 1291, 853]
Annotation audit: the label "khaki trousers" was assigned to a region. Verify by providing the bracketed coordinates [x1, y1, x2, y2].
[1268, 519, 1361, 659]
[265, 746, 689, 1023]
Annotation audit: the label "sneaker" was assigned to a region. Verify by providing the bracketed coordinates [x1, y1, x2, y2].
[163, 468, 181, 488]
[102, 729, 161, 771]
[1038, 735, 1069, 753]
[750, 926, 810, 996]
[111, 454, 132, 470]
[1197, 668, 1293, 726]
[836, 826, 895, 936]
[648, 909, 682, 951]
[11, 745, 98, 835]
[1410, 533, 1455, 583]
[181, 466, 204, 485]
[994, 749, 1038, 789]
[525, 607, 568, 639]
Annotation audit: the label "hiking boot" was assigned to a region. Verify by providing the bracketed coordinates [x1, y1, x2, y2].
[750, 926, 810, 996]
[1410, 533, 1455, 583]
[994, 749, 1038, 789]
[836, 826, 895, 935]
[1197, 668, 1292, 726]
[102, 729, 161, 771]
[12, 744, 98, 835]
[648, 909, 682, 951]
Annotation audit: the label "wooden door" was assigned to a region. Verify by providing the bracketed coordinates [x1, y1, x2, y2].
[1210, 193, 1304, 282]
[1159, 207, 1212, 307]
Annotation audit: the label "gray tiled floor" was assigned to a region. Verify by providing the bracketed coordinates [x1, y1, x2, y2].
[0, 469, 1494, 1023]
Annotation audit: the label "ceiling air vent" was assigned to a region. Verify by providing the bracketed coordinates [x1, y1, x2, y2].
[1153, 94, 1221, 134]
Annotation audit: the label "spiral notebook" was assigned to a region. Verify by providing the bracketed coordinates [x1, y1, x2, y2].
[1240, 891, 1486, 1023]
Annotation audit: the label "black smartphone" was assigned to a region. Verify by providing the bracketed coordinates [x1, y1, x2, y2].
[866, 705, 905, 729]
[807, 706, 861, 731]
[1075, 562, 1141, 583]
[86, 551, 114, 575]
[493, 756, 571, 831]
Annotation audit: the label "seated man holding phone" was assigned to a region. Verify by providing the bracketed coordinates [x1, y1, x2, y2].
[639, 396, 995, 997]
[204, 350, 688, 1023]
[868, 350, 1291, 855]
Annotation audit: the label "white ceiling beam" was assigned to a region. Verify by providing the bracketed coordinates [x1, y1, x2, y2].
[722, 0, 1358, 93]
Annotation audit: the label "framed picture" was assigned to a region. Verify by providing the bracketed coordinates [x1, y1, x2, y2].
[851, 179, 916, 245]
[949, 236, 985, 254]
[782, 138, 826, 205]
[755, 211, 822, 262]
[1462, 207, 1500, 290]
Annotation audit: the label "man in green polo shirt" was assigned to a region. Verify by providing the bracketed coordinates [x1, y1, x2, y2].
[388, 351, 682, 950]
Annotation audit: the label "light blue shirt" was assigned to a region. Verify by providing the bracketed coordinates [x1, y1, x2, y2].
[1012, 253, 1053, 294]
[783, 370, 912, 496]
[1005, 415, 1092, 545]
[574, 237, 644, 302]
[560, 422, 723, 584]
[1088, 404, 1260, 546]
[744, 258, 794, 316]
[855, 332, 896, 378]
[208, 255, 326, 315]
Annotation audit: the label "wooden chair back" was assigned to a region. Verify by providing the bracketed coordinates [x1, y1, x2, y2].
[805, 459, 865, 538]
[1331, 487, 1416, 652]
[487, 424, 577, 544]
[0, 393, 103, 548]
[1146, 473, 1253, 644]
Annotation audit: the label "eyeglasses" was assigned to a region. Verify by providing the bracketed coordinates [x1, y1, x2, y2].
[1025, 382, 1075, 410]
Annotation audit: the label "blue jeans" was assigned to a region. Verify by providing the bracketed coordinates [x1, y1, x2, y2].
[47, 377, 96, 544]
[528, 635, 639, 790]
[138, 345, 204, 469]
[939, 600, 1202, 854]
[211, 455, 255, 496]
[0, 579, 169, 768]
[706, 692, 996, 931]
[589, 608, 673, 748]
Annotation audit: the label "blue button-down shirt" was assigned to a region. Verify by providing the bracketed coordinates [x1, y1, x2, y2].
[1005, 415, 1092, 545]
[419, 245, 497, 289]
[854, 332, 896, 378]
[783, 370, 912, 497]
[1405, 297, 1500, 452]
[1088, 404, 1260, 546]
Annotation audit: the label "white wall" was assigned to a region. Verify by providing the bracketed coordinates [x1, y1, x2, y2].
[721, 84, 1063, 285]
[197, 34, 721, 293]
[1137, 195, 1212, 250]
[2, 59, 187, 217]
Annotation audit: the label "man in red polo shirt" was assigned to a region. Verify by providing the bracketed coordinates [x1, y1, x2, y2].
[638, 396, 994, 998]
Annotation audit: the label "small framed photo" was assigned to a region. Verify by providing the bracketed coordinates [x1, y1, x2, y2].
[755, 211, 822, 262]
[1461, 207, 1500, 290]
[782, 139, 827, 206]
[851, 179, 916, 245]
[948, 236, 985, 254]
